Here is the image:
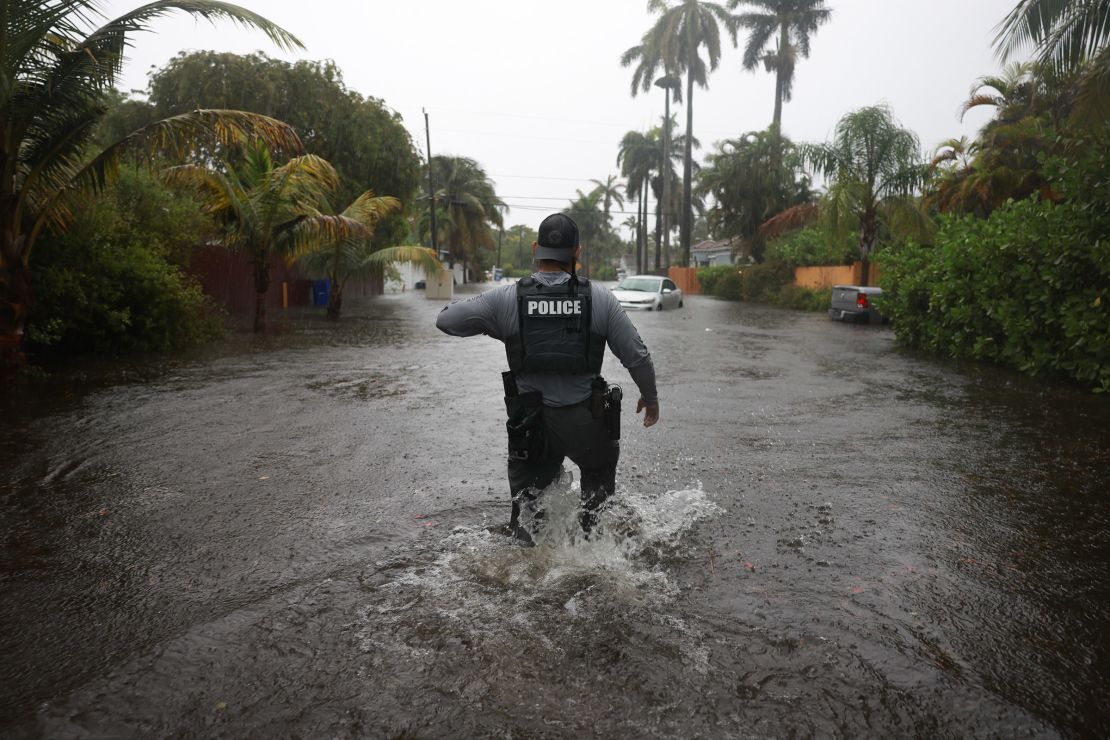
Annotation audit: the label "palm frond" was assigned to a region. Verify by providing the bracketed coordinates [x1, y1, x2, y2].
[360, 245, 442, 273]
[75, 109, 303, 191]
[284, 214, 373, 261]
[1073, 45, 1110, 123]
[161, 163, 242, 215]
[92, 1, 303, 55]
[995, 0, 1110, 69]
[342, 191, 401, 225]
[758, 201, 819, 241]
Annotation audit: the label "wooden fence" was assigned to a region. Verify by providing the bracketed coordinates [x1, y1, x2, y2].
[668, 267, 701, 295]
[794, 262, 879, 289]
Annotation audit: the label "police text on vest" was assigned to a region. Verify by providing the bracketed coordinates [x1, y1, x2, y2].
[526, 299, 582, 316]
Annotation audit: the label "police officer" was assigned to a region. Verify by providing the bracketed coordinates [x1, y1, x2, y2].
[436, 213, 659, 544]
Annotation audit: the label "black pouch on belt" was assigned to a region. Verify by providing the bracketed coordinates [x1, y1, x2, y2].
[506, 391, 545, 460]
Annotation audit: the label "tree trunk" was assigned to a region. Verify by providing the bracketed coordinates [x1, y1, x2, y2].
[253, 291, 267, 332]
[326, 282, 343, 321]
[653, 187, 662, 274]
[773, 24, 787, 130]
[252, 256, 270, 333]
[636, 187, 644, 275]
[681, 71, 695, 268]
[858, 212, 878, 287]
[773, 73, 784, 130]
[0, 225, 31, 369]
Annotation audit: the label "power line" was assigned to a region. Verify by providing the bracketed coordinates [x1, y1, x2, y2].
[491, 173, 598, 182]
[422, 105, 639, 130]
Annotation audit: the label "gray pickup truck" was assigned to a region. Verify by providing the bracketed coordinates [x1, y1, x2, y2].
[828, 285, 885, 324]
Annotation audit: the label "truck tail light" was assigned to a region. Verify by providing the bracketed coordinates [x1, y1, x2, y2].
[857, 293, 870, 309]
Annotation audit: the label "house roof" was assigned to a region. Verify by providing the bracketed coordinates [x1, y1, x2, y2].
[692, 238, 734, 254]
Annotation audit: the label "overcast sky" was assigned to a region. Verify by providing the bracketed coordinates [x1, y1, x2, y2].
[102, 0, 1024, 232]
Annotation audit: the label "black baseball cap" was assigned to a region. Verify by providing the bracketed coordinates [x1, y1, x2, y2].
[535, 214, 580, 261]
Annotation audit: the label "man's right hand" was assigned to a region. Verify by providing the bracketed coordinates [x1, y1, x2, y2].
[636, 398, 659, 427]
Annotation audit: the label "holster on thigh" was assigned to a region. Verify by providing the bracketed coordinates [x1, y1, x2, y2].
[506, 391, 545, 461]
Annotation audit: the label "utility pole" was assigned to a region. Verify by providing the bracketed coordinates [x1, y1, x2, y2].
[518, 224, 524, 266]
[497, 227, 503, 270]
[423, 109, 437, 254]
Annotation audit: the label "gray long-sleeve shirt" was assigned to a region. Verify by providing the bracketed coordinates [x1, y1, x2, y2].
[436, 271, 658, 407]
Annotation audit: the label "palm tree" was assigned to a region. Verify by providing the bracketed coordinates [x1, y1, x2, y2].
[565, 188, 608, 277]
[730, 0, 833, 130]
[622, 0, 735, 267]
[961, 62, 1047, 125]
[799, 105, 926, 286]
[164, 144, 376, 331]
[621, 41, 681, 271]
[419, 156, 504, 283]
[0, 1, 302, 367]
[995, 0, 1110, 121]
[589, 175, 626, 230]
[923, 137, 993, 216]
[947, 63, 1068, 214]
[697, 128, 813, 261]
[296, 190, 440, 319]
[617, 129, 659, 273]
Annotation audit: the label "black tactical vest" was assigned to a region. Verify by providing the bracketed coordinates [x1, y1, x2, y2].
[505, 277, 606, 375]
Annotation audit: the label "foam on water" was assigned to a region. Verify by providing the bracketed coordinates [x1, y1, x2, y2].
[356, 476, 721, 677]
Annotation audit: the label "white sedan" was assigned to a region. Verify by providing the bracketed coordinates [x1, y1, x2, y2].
[612, 275, 684, 311]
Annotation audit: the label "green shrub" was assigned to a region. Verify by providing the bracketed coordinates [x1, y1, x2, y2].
[26, 168, 225, 354]
[500, 263, 532, 278]
[740, 260, 792, 302]
[765, 227, 855, 267]
[771, 284, 828, 312]
[879, 144, 1109, 391]
[698, 261, 799, 304]
[697, 264, 742, 299]
[594, 265, 617, 281]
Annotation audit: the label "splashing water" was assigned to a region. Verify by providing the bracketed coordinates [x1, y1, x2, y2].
[355, 475, 721, 704]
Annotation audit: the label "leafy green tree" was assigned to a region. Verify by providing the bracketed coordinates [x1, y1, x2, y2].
[730, 0, 832, 129]
[800, 105, 927, 285]
[500, 224, 539, 273]
[0, 1, 303, 369]
[26, 167, 223, 353]
[164, 143, 377, 331]
[622, 0, 735, 266]
[146, 51, 423, 244]
[418, 155, 505, 283]
[296, 192, 439, 320]
[697, 128, 813, 260]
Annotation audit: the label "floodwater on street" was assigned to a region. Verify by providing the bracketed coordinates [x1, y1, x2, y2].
[2, 287, 1108, 738]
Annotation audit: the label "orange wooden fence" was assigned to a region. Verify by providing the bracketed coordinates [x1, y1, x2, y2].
[668, 267, 701, 295]
[794, 262, 879, 288]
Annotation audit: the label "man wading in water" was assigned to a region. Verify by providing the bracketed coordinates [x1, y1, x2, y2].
[436, 214, 659, 545]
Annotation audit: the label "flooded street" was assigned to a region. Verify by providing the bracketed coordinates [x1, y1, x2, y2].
[2, 289, 1109, 738]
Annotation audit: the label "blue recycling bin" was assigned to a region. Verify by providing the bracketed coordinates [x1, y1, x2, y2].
[312, 278, 331, 307]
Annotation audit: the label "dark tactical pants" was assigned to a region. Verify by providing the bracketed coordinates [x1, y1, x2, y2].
[508, 400, 620, 532]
